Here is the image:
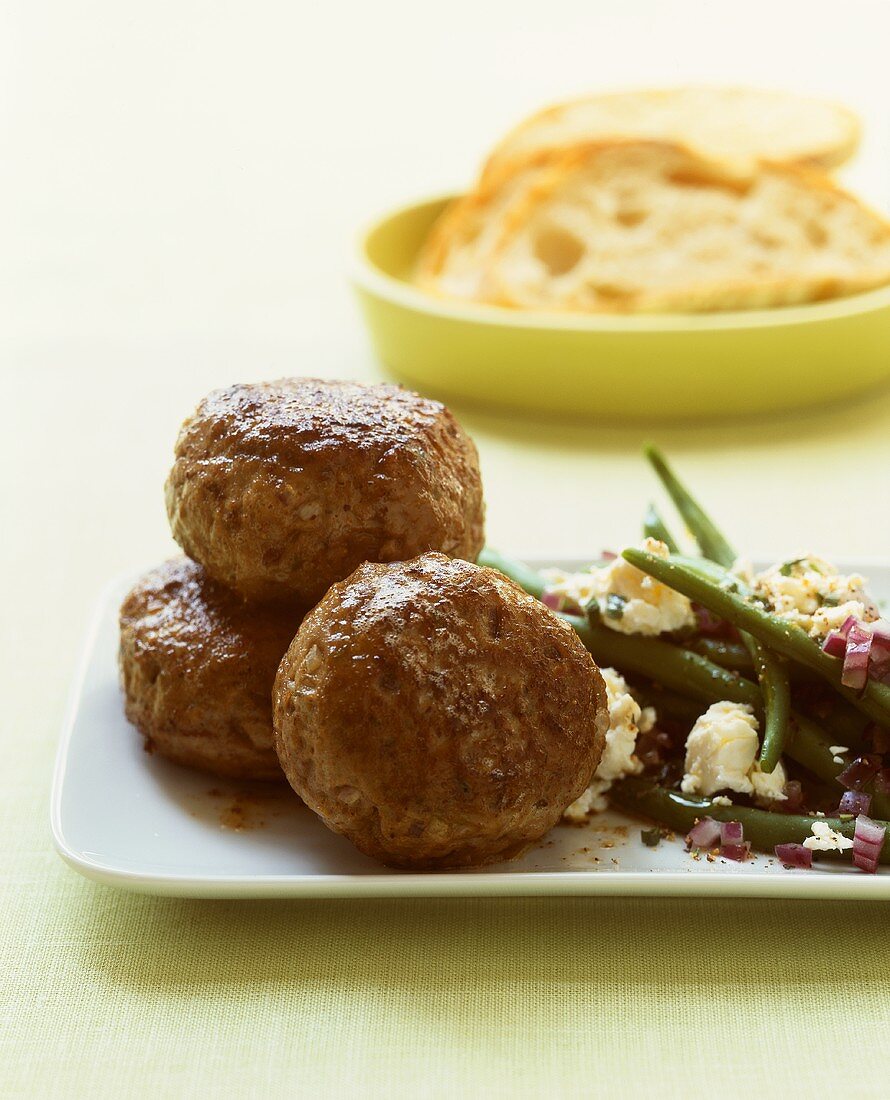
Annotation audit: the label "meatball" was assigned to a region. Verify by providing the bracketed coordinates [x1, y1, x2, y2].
[165, 379, 485, 606]
[272, 553, 608, 869]
[119, 558, 301, 780]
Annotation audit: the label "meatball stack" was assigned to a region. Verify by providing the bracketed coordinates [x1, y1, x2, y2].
[120, 376, 609, 868]
[121, 377, 484, 780]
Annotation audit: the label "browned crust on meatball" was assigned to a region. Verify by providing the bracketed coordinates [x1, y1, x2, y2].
[164, 379, 486, 606]
[119, 558, 301, 780]
[272, 553, 608, 869]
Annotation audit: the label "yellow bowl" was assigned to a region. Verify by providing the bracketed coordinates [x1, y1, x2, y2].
[351, 195, 890, 420]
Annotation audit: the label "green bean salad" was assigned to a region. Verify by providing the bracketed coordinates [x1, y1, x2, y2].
[480, 446, 890, 873]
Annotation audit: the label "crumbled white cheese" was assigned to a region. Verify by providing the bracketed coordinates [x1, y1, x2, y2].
[593, 539, 697, 636]
[833, 756, 845, 765]
[595, 668, 646, 784]
[681, 701, 788, 805]
[753, 556, 878, 639]
[538, 567, 600, 613]
[711, 795, 733, 806]
[542, 539, 695, 636]
[638, 706, 656, 734]
[750, 761, 789, 804]
[829, 746, 848, 756]
[562, 667, 647, 820]
[803, 821, 854, 852]
[561, 786, 601, 821]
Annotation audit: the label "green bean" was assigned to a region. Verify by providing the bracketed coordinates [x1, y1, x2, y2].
[795, 693, 870, 752]
[670, 555, 730, 582]
[480, 549, 765, 710]
[753, 646, 791, 773]
[644, 445, 735, 565]
[570, 612, 889, 812]
[688, 637, 755, 673]
[624, 547, 890, 728]
[784, 714, 890, 816]
[629, 684, 703, 724]
[642, 503, 679, 553]
[610, 776, 890, 863]
[564, 614, 760, 707]
[479, 547, 878, 801]
[477, 546, 545, 599]
[479, 551, 751, 705]
[644, 445, 791, 772]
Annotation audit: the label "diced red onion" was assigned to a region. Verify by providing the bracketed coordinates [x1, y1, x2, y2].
[855, 813, 886, 847]
[837, 754, 881, 791]
[718, 820, 749, 860]
[838, 790, 872, 816]
[686, 816, 721, 849]
[869, 653, 890, 685]
[822, 631, 848, 659]
[600, 550, 617, 561]
[781, 780, 805, 813]
[871, 660, 890, 682]
[541, 592, 562, 611]
[842, 623, 873, 691]
[838, 615, 858, 639]
[775, 843, 813, 869]
[853, 814, 886, 874]
[821, 612, 890, 688]
[693, 603, 727, 636]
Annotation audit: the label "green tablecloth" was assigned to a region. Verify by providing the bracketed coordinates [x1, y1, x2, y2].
[7, 877, 890, 1095]
[5, 361, 890, 1097]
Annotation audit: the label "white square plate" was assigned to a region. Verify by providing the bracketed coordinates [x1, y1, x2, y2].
[52, 561, 890, 899]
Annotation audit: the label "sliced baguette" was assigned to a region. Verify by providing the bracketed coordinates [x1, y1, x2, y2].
[471, 141, 890, 313]
[415, 159, 548, 299]
[482, 87, 860, 184]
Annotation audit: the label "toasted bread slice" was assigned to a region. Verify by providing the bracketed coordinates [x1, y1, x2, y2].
[482, 87, 860, 184]
[473, 141, 890, 313]
[415, 159, 548, 299]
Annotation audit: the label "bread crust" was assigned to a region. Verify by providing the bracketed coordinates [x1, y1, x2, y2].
[165, 379, 485, 605]
[416, 140, 741, 302]
[119, 558, 301, 780]
[481, 86, 861, 183]
[415, 154, 553, 289]
[486, 142, 890, 312]
[421, 139, 890, 314]
[272, 553, 609, 869]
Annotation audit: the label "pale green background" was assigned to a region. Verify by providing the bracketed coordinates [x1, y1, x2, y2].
[6, 0, 890, 1095]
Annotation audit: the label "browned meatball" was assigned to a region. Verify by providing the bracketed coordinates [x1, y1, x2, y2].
[119, 558, 301, 780]
[164, 379, 485, 606]
[272, 553, 608, 869]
